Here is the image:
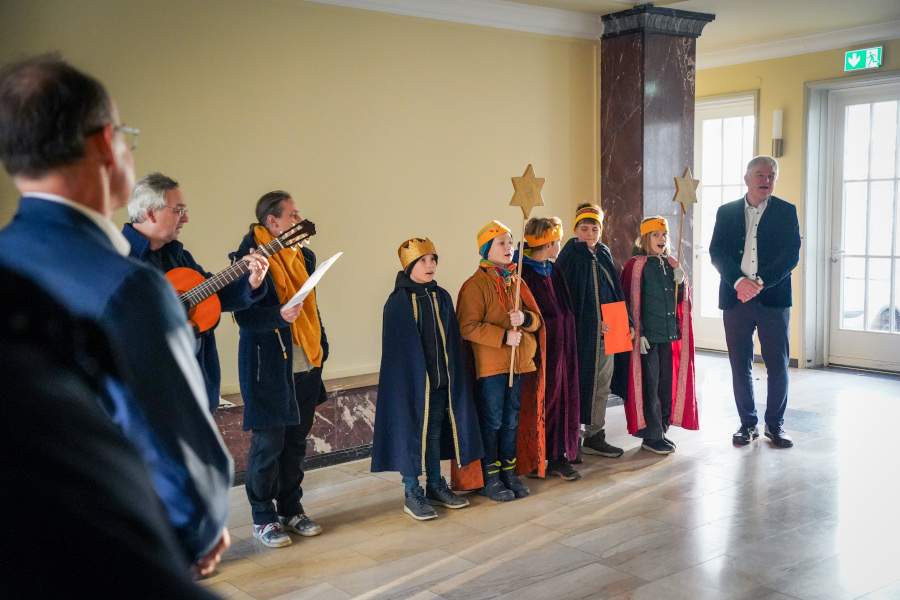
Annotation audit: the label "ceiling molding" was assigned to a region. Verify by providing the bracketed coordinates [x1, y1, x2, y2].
[303, 0, 603, 39]
[697, 20, 900, 70]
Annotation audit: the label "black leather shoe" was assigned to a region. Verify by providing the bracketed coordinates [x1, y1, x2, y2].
[764, 425, 793, 448]
[732, 424, 759, 446]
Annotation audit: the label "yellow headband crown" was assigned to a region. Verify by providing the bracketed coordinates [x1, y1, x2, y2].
[640, 218, 668, 236]
[477, 220, 511, 250]
[573, 206, 603, 231]
[398, 237, 437, 270]
[525, 222, 563, 247]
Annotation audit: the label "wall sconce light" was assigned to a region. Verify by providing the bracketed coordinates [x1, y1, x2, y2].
[772, 110, 784, 158]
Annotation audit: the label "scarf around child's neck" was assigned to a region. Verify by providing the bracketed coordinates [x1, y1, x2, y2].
[479, 258, 516, 284]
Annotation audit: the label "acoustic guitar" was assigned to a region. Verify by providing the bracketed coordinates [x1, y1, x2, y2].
[165, 220, 316, 334]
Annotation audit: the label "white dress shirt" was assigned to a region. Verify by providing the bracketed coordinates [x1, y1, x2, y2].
[734, 194, 769, 288]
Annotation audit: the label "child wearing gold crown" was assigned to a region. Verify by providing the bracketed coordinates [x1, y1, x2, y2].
[620, 217, 699, 454]
[371, 238, 484, 521]
[453, 221, 545, 502]
[556, 203, 632, 461]
[518, 216, 582, 481]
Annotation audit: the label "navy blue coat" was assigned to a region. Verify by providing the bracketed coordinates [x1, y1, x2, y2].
[709, 195, 801, 310]
[0, 197, 232, 563]
[231, 229, 328, 431]
[123, 223, 264, 413]
[371, 275, 483, 477]
[556, 238, 632, 422]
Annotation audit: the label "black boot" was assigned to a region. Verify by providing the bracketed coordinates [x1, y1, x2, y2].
[478, 461, 514, 502]
[499, 458, 530, 498]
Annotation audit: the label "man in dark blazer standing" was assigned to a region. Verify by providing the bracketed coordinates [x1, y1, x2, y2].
[0, 56, 232, 574]
[709, 156, 801, 448]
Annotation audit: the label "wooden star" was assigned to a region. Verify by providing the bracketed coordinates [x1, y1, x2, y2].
[673, 167, 699, 214]
[510, 164, 545, 219]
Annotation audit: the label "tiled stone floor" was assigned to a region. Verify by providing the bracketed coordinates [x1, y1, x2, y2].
[203, 353, 900, 600]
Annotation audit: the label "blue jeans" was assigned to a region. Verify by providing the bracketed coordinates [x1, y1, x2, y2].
[477, 373, 523, 465]
[723, 299, 790, 428]
[402, 388, 448, 493]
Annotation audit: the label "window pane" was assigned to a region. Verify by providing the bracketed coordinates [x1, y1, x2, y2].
[869, 181, 894, 256]
[702, 119, 722, 185]
[841, 256, 865, 330]
[870, 101, 897, 180]
[844, 104, 870, 181]
[844, 181, 868, 255]
[723, 185, 742, 202]
[700, 253, 721, 319]
[701, 186, 721, 248]
[722, 117, 743, 185]
[867, 258, 892, 331]
[742, 116, 755, 168]
[894, 259, 900, 334]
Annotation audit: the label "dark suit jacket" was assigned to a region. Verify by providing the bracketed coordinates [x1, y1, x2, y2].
[0, 197, 232, 562]
[123, 222, 264, 412]
[1, 267, 218, 599]
[709, 195, 801, 310]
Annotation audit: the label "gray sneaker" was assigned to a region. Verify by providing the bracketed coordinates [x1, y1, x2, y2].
[426, 478, 469, 509]
[404, 486, 438, 521]
[280, 513, 322, 537]
[582, 431, 624, 458]
[253, 522, 292, 548]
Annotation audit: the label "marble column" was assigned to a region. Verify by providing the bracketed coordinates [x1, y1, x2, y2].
[599, 4, 714, 278]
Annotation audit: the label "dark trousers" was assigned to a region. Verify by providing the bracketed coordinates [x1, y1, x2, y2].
[246, 369, 321, 525]
[723, 299, 790, 428]
[640, 342, 673, 440]
[477, 373, 523, 465]
[401, 388, 448, 492]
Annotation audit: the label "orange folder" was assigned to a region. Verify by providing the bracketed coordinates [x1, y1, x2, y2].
[601, 301, 632, 354]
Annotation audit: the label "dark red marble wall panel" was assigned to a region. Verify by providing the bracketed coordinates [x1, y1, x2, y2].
[600, 33, 645, 271]
[600, 32, 697, 280]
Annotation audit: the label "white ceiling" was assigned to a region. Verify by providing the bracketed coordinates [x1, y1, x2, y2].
[504, 0, 900, 55]
[302, 0, 900, 68]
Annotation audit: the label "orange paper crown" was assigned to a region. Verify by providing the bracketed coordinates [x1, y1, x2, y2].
[640, 218, 668, 236]
[398, 237, 437, 270]
[525, 223, 563, 247]
[477, 220, 511, 250]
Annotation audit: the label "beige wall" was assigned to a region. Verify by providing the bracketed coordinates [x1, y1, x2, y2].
[697, 40, 900, 360]
[0, 0, 597, 391]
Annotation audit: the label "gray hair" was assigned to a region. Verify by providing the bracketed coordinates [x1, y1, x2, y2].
[745, 155, 779, 178]
[129, 172, 179, 222]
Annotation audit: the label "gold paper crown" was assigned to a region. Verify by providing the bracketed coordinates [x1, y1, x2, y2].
[477, 220, 511, 250]
[573, 206, 603, 230]
[398, 237, 437, 270]
[640, 218, 668, 236]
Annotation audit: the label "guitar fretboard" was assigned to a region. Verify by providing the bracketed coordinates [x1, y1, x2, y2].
[179, 237, 287, 309]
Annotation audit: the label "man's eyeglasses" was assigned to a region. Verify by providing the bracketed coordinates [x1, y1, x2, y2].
[85, 123, 140, 151]
[114, 125, 140, 151]
[162, 206, 188, 218]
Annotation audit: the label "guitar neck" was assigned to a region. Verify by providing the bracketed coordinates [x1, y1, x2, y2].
[179, 237, 287, 309]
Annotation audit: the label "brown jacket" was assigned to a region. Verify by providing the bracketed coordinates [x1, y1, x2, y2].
[456, 267, 542, 379]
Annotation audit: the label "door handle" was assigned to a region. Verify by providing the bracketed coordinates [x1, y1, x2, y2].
[830, 248, 844, 264]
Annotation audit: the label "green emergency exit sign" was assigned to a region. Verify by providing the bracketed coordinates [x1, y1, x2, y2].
[845, 47, 882, 71]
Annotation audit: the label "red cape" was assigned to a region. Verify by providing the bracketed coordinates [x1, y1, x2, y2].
[451, 271, 547, 490]
[621, 255, 699, 434]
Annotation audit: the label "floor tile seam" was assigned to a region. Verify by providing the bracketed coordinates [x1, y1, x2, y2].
[721, 548, 842, 583]
[330, 550, 477, 599]
[419, 554, 600, 600]
[595, 544, 732, 583]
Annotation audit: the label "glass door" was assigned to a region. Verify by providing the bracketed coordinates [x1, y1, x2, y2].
[693, 95, 756, 350]
[828, 83, 900, 371]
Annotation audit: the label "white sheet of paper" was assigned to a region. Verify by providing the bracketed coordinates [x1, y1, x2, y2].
[282, 251, 343, 310]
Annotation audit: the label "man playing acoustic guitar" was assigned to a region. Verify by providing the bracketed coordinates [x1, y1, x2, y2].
[124, 172, 270, 413]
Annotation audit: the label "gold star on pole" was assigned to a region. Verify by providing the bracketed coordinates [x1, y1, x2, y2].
[510, 164, 545, 219]
[673, 167, 699, 214]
